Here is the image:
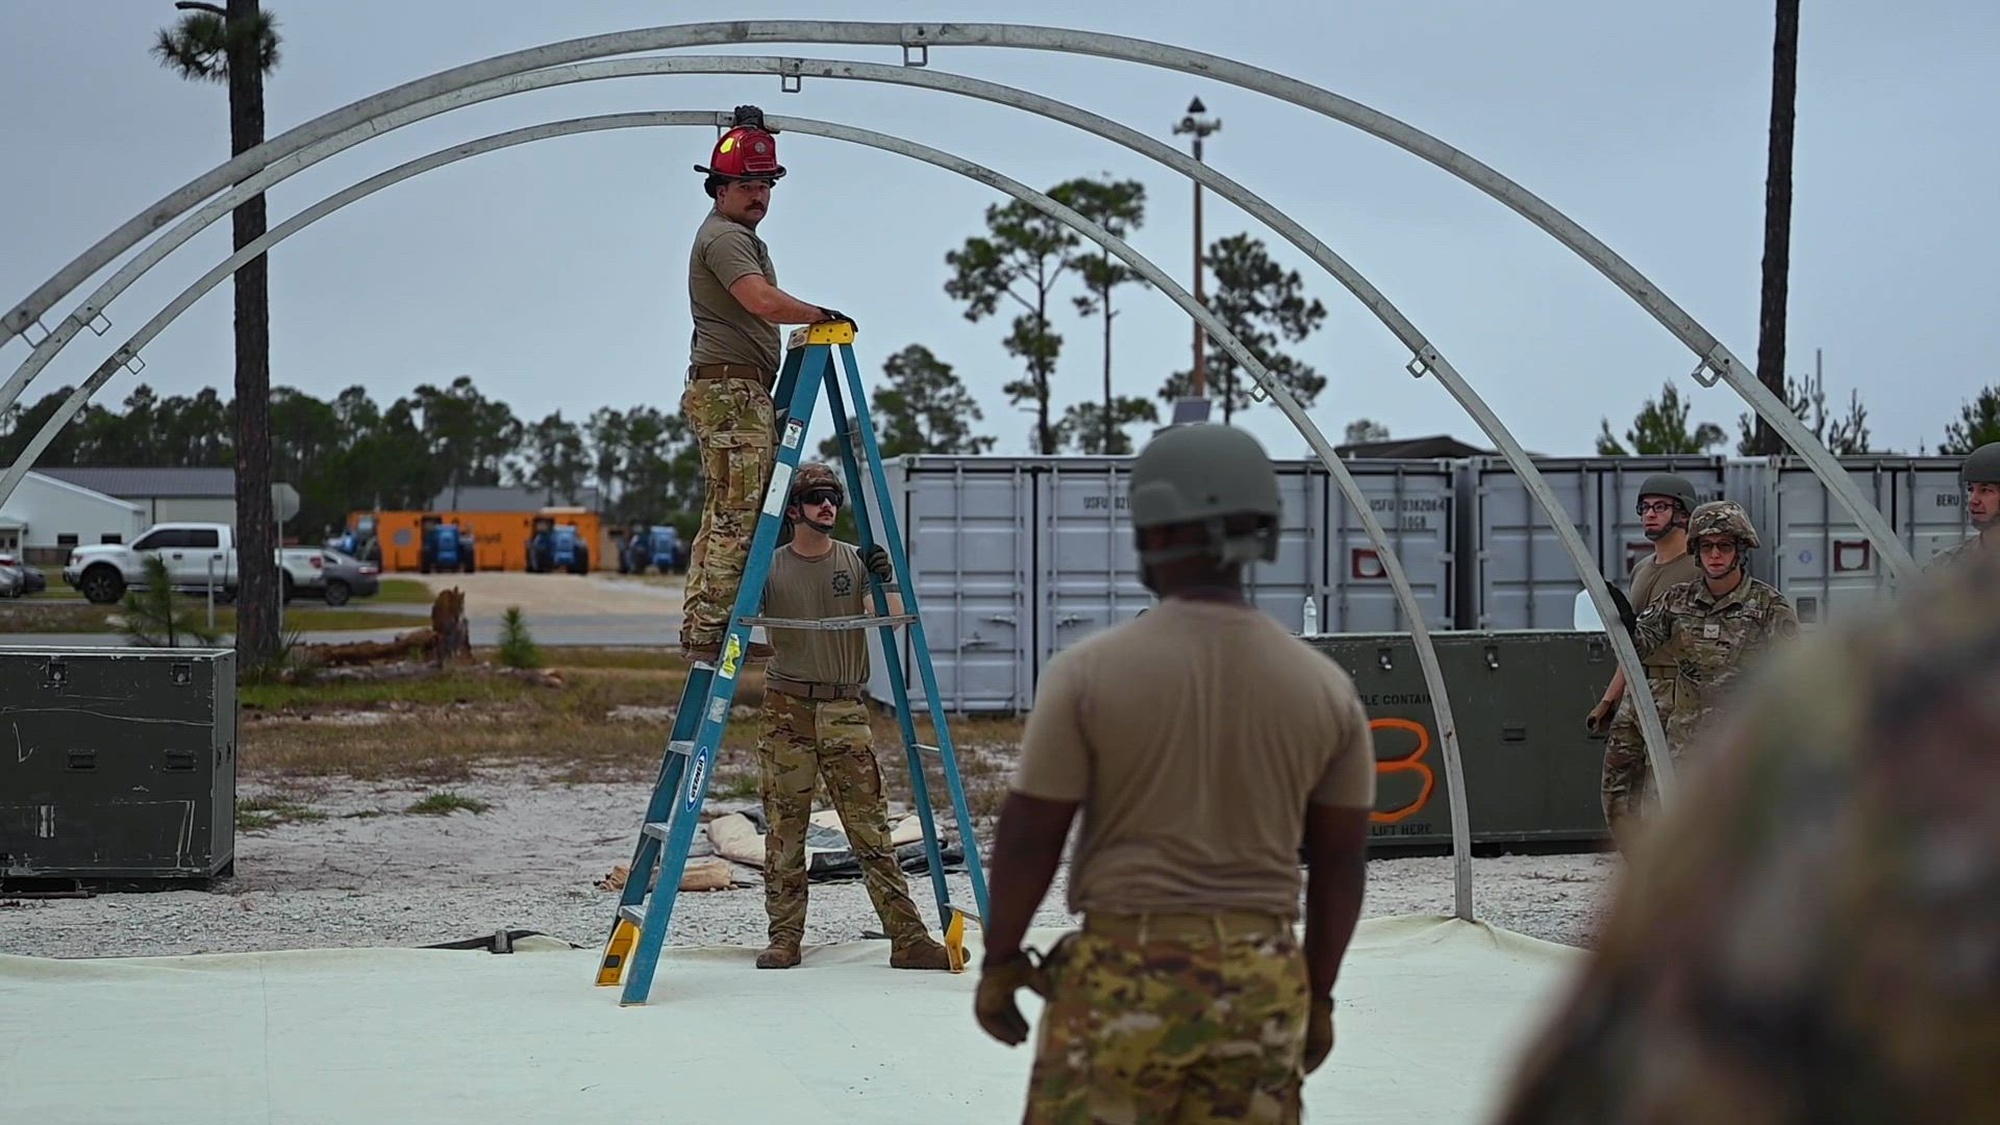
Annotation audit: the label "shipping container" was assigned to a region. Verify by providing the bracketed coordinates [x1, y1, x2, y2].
[864, 454, 1455, 714]
[1725, 456, 1934, 626]
[1456, 457, 1599, 630]
[364, 508, 604, 573]
[1899, 456, 1976, 566]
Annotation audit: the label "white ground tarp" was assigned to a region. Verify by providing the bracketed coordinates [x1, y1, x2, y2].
[0, 914, 1582, 1125]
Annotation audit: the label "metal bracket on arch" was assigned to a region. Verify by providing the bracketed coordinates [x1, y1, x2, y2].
[1688, 348, 1729, 388]
[899, 25, 932, 67]
[779, 58, 804, 94]
[116, 348, 146, 377]
[1405, 349, 1438, 380]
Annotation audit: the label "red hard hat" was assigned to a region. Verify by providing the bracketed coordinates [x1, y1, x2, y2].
[695, 124, 786, 183]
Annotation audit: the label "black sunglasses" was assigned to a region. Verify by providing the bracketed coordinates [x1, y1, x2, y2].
[796, 488, 843, 508]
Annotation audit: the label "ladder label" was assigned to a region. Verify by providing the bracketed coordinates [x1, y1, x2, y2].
[708, 697, 728, 723]
[780, 417, 804, 449]
[686, 749, 708, 810]
[718, 634, 742, 680]
[763, 462, 795, 517]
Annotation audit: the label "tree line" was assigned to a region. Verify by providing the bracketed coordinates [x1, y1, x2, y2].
[1595, 373, 2000, 458]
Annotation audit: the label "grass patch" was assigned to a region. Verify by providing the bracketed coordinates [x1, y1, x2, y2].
[0, 599, 120, 633]
[236, 795, 328, 832]
[373, 579, 435, 604]
[405, 792, 491, 816]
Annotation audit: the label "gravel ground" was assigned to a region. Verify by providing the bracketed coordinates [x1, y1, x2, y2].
[0, 766, 1619, 959]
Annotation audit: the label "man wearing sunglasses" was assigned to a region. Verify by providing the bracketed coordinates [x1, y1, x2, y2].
[1589, 474, 1702, 851]
[1608, 500, 1798, 770]
[681, 106, 853, 665]
[746, 461, 951, 972]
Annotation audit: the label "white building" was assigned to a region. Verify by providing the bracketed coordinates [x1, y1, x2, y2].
[38, 466, 240, 526]
[0, 472, 149, 563]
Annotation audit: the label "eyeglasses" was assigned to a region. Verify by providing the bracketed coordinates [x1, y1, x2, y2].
[1637, 501, 1679, 514]
[796, 488, 843, 509]
[1696, 540, 1736, 554]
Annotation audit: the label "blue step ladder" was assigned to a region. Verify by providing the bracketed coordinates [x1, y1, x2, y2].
[595, 321, 992, 1006]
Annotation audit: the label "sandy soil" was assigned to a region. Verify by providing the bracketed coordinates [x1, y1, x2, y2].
[0, 765, 1621, 960]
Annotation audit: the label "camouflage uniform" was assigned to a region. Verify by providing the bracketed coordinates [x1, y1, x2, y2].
[1599, 557, 1700, 833]
[1024, 918, 1310, 1124]
[1628, 501, 1799, 761]
[1492, 547, 2000, 1125]
[1926, 532, 1987, 572]
[754, 690, 931, 950]
[679, 377, 775, 650]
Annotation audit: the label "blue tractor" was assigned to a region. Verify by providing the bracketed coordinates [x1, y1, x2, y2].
[419, 514, 475, 574]
[330, 514, 382, 564]
[620, 523, 684, 575]
[528, 515, 590, 575]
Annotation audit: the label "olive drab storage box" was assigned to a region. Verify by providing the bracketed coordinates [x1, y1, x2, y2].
[0, 646, 238, 881]
[1302, 631, 1614, 851]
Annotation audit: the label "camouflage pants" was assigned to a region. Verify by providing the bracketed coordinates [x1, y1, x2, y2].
[680, 376, 775, 648]
[1024, 921, 1310, 1124]
[756, 690, 927, 945]
[1601, 673, 1683, 834]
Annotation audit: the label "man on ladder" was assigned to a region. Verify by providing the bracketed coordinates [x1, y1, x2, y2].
[748, 461, 953, 971]
[681, 104, 853, 664]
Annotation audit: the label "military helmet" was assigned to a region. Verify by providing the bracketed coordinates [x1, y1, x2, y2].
[1961, 441, 2000, 487]
[1129, 423, 1282, 566]
[1635, 472, 1698, 516]
[1688, 499, 1760, 549]
[789, 461, 844, 506]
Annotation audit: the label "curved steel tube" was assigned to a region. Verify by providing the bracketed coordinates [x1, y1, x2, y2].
[0, 109, 1485, 919]
[0, 52, 1676, 810]
[0, 19, 1915, 586]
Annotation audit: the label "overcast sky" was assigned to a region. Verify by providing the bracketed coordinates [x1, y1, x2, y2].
[3, 1, 1995, 463]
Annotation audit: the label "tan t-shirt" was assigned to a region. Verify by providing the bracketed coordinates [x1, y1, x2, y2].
[687, 210, 781, 374]
[760, 540, 870, 686]
[1629, 549, 1701, 669]
[1011, 597, 1377, 918]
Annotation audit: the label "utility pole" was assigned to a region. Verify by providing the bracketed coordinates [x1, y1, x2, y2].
[1173, 98, 1221, 400]
[1753, 0, 1801, 455]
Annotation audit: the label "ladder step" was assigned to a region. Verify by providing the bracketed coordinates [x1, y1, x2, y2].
[742, 613, 918, 631]
[910, 742, 941, 756]
[668, 739, 694, 757]
[641, 821, 671, 842]
[618, 903, 647, 928]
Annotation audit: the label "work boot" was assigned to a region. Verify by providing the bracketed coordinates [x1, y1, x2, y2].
[755, 937, 801, 969]
[889, 933, 952, 971]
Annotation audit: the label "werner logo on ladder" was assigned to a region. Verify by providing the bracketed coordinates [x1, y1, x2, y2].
[596, 320, 992, 1005]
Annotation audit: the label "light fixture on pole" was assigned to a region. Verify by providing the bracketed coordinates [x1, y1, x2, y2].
[1172, 96, 1220, 423]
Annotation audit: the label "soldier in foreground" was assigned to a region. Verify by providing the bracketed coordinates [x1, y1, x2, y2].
[748, 462, 949, 972]
[973, 423, 1376, 1122]
[1585, 473, 1701, 849]
[1928, 439, 1998, 570]
[681, 106, 853, 664]
[1492, 542, 2000, 1124]
[1608, 500, 1798, 764]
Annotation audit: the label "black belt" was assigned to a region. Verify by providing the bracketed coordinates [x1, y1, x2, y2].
[766, 677, 861, 701]
[688, 362, 775, 385]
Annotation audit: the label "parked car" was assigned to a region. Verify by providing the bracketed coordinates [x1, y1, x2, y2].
[0, 552, 47, 596]
[303, 548, 381, 606]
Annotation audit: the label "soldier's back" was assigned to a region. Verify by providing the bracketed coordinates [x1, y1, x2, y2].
[1011, 596, 1375, 918]
[1493, 549, 2000, 1124]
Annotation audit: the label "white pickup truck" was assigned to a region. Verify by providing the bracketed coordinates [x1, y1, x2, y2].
[62, 521, 330, 605]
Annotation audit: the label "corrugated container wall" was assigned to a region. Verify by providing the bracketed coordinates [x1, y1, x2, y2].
[1458, 455, 1727, 628]
[864, 455, 1454, 714]
[1729, 455, 1972, 626]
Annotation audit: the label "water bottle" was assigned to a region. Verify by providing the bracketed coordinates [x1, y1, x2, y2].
[1302, 596, 1319, 636]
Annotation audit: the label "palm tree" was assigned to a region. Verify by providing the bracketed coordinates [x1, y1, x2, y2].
[152, 1, 283, 670]
[1752, 0, 1800, 456]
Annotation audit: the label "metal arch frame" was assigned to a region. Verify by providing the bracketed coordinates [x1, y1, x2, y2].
[0, 19, 1916, 587]
[0, 108, 1487, 920]
[0, 51, 1681, 809]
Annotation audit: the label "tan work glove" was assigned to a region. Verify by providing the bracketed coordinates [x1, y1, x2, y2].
[975, 951, 1040, 1046]
[1303, 996, 1335, 1073]
[1585, 698, 1615, 734]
